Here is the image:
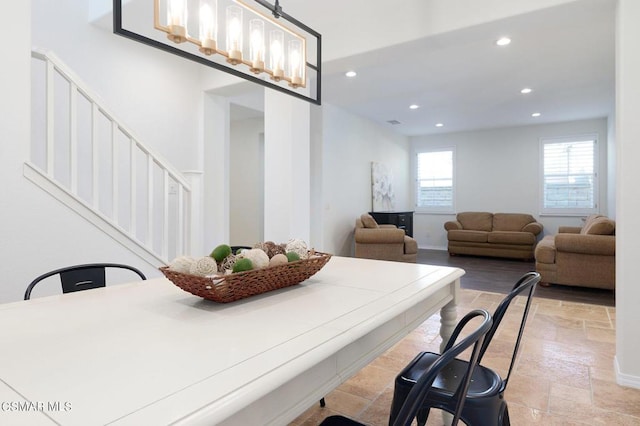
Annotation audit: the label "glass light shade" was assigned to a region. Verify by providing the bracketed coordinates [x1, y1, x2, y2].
[167, 0, 188, 42]
[269, 30, 284, 81]
[198, 0, 217, 54]
[249, 19, 265, 73]
[288, 39, 303, 87]
[226, 5, 243, 64]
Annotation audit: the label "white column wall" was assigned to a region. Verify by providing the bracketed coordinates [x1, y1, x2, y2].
[263, 90, 311, 244]
[230, 117, 265, 246]
[203, 93, 231, 252]
[615, 0, 640, 388]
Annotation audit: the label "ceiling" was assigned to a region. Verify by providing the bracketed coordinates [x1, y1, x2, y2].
[232, 0, 615, 136]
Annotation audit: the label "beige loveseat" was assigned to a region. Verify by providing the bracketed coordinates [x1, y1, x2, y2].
[444, 212, 543, 260]
[535, 215, 615, 290]
[355, 214, 418, 263]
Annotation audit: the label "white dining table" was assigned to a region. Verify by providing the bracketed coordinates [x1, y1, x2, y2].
[0, 256, 463, 426]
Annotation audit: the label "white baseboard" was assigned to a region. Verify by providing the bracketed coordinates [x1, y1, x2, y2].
[614, 356, 640, 389]
[418, 245, 447, 251]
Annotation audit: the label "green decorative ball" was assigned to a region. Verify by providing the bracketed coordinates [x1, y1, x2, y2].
[211, 244, 232, 262]
[232, 258, 253, 273]
[286, 251, 301, 262]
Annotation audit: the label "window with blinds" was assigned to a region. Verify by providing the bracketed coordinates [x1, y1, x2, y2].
[415, 149, 454, 212]
[541, 135, 598, 215]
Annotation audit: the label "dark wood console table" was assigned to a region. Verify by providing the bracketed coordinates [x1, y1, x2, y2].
[369, 211, 414, 237]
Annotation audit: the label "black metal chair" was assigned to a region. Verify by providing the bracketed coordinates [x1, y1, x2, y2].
[319, 309, 493, 426]
[24, 263, 147, 300]
[389, 271, 540, 426]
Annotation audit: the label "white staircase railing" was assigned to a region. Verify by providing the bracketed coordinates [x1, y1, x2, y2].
[27, 48, 194, 264]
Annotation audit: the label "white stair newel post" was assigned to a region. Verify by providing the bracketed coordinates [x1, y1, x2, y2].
[183, 170, 204, 256]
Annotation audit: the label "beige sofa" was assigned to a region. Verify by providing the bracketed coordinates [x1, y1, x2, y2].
[535, 215, 615, 290]
[444, 212, 543, 260]
[355, 214, 418, 263]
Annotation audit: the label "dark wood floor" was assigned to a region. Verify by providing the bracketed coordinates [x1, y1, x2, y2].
[418, 249, 615, 307]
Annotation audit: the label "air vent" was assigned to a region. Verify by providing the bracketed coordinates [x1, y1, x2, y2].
[387, 120, 401, 125]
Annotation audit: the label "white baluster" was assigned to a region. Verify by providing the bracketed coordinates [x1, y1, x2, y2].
[46, 61, 55, 176]
[69, 82, 78, 194]
[112, 122, 119, 224]
[130, 139, 137, 238]
[147, 154, 154, 248]
[163, 169, 169, 260]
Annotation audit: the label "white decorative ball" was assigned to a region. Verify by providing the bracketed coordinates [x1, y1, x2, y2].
[169, 256, 195, 273]
[190, 256, 219, 276]
[285, 238, 309, 259]
[237, 248, 270, 269]
[269, 253, 288, 267]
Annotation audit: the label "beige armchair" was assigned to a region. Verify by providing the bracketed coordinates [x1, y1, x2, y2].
[535, 214, 615, 290]
[354, 214, 418, 263]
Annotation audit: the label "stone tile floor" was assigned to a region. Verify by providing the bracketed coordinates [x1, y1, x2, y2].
[290, 289, 640, 425]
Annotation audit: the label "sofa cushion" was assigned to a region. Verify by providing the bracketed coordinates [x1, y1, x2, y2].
[457, 212, 493, 232]
[487, 231, 536, 245]
[448, 230, 489, 243]
[360, 214, 379, 229]
[582, 217, 615, 235]
[492, 213, 536, 232]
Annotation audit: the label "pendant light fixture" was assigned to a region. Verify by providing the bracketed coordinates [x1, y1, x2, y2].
[113, 0, 321, 104]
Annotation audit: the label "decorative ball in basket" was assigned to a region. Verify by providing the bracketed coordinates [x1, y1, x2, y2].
[161, 239, 331, 303]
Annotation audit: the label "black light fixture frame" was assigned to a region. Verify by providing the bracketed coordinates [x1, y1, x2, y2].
[113, 0, 321, 105]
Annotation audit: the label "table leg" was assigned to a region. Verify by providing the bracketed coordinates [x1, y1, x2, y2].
[439, 295, 458, 425]
[439, 299, 458, 352]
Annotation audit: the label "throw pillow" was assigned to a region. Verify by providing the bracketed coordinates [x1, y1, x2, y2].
[360, 214, 379, 228]
[580, 214, 605, 234]
[584, 217, 615, 235]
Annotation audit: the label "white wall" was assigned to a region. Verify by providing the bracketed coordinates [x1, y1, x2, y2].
[320, 104, 410, 256]
[411, 118, 609, 249]
[31, 0, 205, 172]
[0, 0, 223, 303]
[616, 0, 640, 388]
[230, 117, 265, 246]
[0, 2, 163, 303]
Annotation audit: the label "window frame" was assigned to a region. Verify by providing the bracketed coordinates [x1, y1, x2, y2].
[413, 147, 456, 214]
[539, 134, 599, 217]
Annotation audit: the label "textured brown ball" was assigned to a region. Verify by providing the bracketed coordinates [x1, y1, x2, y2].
[263, 241, 278, 258]
[269, 243, 286, 257]
[220, 253, 238, 272]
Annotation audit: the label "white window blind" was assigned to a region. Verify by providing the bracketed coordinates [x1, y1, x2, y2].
[541, 136, 597, 215]
[415, 149, 454, 212]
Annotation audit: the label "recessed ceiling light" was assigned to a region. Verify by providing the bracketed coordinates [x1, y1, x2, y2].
[345, 70, 357, 78]
[409, 104, 420, 110]
[531, 112, 541, 117]
[521, 88, 532, 94]
[496, 37, 511, 46]
[435, 123, 444, 127]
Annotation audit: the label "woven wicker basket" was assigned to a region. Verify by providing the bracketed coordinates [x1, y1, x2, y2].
[160, 252, 332, 303]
